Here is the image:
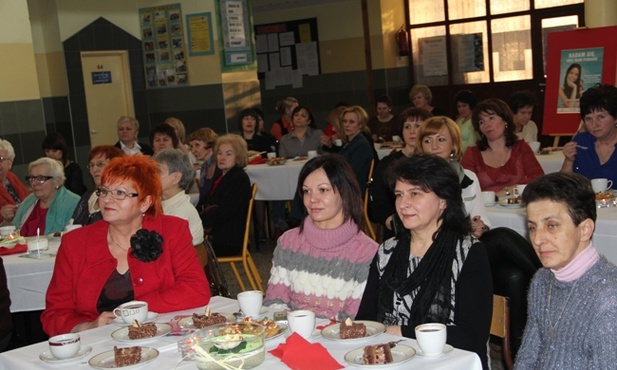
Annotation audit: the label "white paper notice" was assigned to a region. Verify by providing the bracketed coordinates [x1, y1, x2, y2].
[420, 36, 447, 77]
[267, 33, 279, 52]
[280, 47, 292, 66]
[296, 42, 319, 76]
[279, 32, 295, 46]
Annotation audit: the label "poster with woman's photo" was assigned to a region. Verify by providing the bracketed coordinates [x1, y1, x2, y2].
[557, 47, 604, 114]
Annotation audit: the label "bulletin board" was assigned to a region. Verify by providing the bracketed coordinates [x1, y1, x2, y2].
[543, 25, 617, 136]
[254, 18, 320, 90]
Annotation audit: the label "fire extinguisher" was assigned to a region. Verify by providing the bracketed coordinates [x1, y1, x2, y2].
[396, 25, 409, 56]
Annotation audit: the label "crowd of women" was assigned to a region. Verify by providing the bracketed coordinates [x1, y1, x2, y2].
[0, 81, 613, 368]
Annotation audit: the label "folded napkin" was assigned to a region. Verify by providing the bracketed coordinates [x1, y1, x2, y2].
[269, 332, 343, 370]
[248, 156, 266, 165]
[0, 244, 27, 255]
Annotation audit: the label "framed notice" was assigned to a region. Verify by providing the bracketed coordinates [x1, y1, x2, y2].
[215, 0, 255, 71]
[186, 13, 215, 56]
[139, 3, 188, 88]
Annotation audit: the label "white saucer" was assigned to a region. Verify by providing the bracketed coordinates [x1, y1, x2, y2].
[415, 344, 454, 358]
[39, 345, 92, 364]
[238, 306, 269, 320]
[113, 311, 159, 326]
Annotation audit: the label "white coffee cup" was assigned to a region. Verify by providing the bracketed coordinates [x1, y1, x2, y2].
[113, 300, 148, 324]
[49, 333, 80, 359]
[27, 237, 48, 252]
[529, 141, 541, 153]
[267, 152, 276, 159]
[287, 310, 315, 338]
[392, 135, 402, 142]
[307, 150, 318, 159]
[334, 139, 343, 147]
[0, 225, 15, 236]
[591, 178, 613, 193]
[237, 290, 263, 317]
[482, 191, 496, 206]
[415, 323, 447, 356]
[515, 184, 527, 197]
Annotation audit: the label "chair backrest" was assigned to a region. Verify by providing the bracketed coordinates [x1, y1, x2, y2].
[242, 184, 258, 258]
[491, 294, 509, 338]
[363, 159, 376, 241]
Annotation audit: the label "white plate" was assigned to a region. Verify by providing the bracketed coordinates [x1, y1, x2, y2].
[344, 344, 416, 368]
[88, 347, 159, 369]
[111, 323, 172, 343]
[498, 199, 522, 208]
[0, 237, 24, 248]
[178, 313, 236, 329]
[415, 344, 454, 358]
[265, 322, 288, 341]
[39, 345, 92, 364]
[113, 312, 159, 326]
[321, 321, 386, 342]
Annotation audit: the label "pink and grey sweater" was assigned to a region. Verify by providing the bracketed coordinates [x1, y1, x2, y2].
[264, 218, 378, 320]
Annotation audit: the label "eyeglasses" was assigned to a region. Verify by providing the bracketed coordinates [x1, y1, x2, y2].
[87, 161, 108, 170]
[95, 187, 139, 200]
[0, 156, 12, 163]
[25, 176, 54, 184]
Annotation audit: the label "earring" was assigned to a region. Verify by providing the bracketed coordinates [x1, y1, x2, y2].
[55, 185, 59, 189]
[450, 152, 454, 159]
[505, 124, 508, 128]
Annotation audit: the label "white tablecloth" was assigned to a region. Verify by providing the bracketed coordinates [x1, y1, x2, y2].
[0, 296, 482, 369]
[486, 205, 617, 265]
[3, 239, 61, 313]
[245, 159, 308, 201]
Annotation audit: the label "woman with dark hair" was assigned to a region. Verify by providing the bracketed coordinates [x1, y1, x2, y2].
[558, 63, 584, 108]
[253, 107, 278, 154]
[561, 84, 617, 188]
[367, 95, 398, 142]
[264, 154, 378, 320]
[454, 89, 478, 152]
[461, 98, 543, 197]
[356, 154, 492, 370]
[509, 91, 538, 143]
[150, 123, 179, 155]
[41, 155, 209, 336]
[238, 108, 272, 157]
[279, 106, 323, 158]
[271, 97, 298, 140]
[370, 108, 432, 240]
[72, 145, 125, 225]
[42, 132, 87, 196]
[516, 172, 617, 369]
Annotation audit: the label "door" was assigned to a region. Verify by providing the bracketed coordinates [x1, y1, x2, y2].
[81, 51, 134, 147]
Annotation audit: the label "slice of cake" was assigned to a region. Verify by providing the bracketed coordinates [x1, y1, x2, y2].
[114, 346, 141, 366]
[363, 343, 393, 364]
[339, 318, 366, 339]
[128, 320, 157, 339]
[192, 306, 228, 328]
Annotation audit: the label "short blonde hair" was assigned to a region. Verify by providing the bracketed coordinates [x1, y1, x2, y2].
[165, 117, 186, 143]
[117, 116, 139, 131]
[409, 84, 433, 104]
[214, 134, 248, 168]
[416, 116, 463, 161]
[341, 106, 369, 129]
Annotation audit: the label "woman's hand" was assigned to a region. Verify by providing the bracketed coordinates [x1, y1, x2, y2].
[1, 205, 17, 222]
[471, 216, 486, 238]
[71, 312, 115, 333]
[385, 325, 402, 336]
[320, 134, 333, 148]
[562, 141, 578, 162]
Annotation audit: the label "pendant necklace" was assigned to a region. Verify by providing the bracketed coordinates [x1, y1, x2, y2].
[547, 279, 578, 339]
[108, 230, 129, 252]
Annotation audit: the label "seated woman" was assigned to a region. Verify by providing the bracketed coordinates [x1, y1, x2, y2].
[461, 98, 543, 197]
[264, 154, 378, 320]
[370, 108, 431, 240]
[188, 128, 220, 207]
[338, 106, 374, 194]
[200, 134, 251, 257]
[279, 106, 323, 158]
[153, 148, 204, 246]
[271, 97, 298, 141]
[115, 116, 153, 156]
[72, 145, 125, 226]
[165, 117, 194, 162]
[561, 84, 617, 188]
[367, 95, 398, 142]
[42, 132, 87, 196]
[409, 84, 444, 116]
[454, 89, 478, 153]
[41, 155, 210, 336]
[356, 154, 492, 370]
[508, 91, 538, 144]
[7, 157, 79, 236]
[0, 139, 30, 224]
[150, 123, 179, 156]
[238, 108, 273, 157]
[516, 172, 617, 369]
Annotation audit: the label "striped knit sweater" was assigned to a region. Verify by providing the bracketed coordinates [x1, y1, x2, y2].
[264, 218, 378, 320]
[515, 256, 617, 369]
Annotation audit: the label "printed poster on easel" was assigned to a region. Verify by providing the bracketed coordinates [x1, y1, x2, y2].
[139, 3, 188, 88]
[557, 48, 603, 114]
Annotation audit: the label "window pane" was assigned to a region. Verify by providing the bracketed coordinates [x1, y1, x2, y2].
[449, 21, 489, 84]
[490, 0, 530, 15]
[491, 16, 532, 82]
[409, 0, 444, 24]
[410, 26, 449, 86]
[535, 0, 583, 9]
[541, 16, 579, 75]
[448, 0, 486, 20]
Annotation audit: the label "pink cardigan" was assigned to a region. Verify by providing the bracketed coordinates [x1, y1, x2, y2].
[41, 215, 210, 336]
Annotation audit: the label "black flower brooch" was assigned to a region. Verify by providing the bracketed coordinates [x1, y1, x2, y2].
[130, 229, 163, 262]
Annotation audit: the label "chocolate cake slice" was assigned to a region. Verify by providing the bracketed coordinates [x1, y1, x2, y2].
[339, 318, 366, 339]
[192, 310, 227, 328]
[363, 344, 393, 364]
[128, 321, 157, 339]
[114, 346, 141, 366]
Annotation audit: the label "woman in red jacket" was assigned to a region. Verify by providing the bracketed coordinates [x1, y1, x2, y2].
[42, 155, 210, 336]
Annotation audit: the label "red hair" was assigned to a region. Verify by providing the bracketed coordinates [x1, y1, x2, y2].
[101, 155, 163, 217]
[88, 145, 125, 162]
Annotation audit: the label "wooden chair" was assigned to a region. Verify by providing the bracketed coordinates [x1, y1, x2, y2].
[217, 184, 264, 293]
[363, 159, 377, 241]
[491, 294, 513, 370]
